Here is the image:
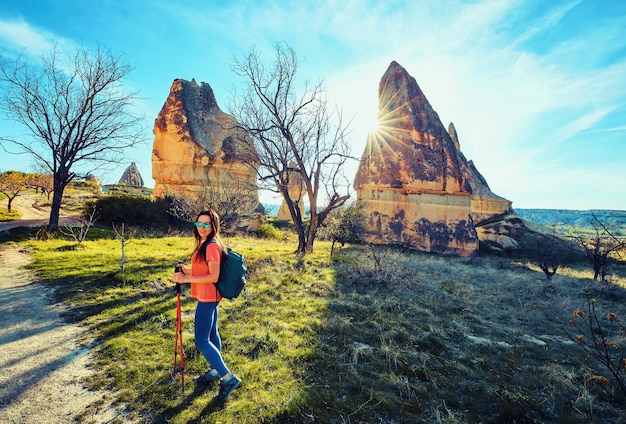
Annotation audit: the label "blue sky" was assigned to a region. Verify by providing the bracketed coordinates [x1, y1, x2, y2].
[0, 0, 624, 210]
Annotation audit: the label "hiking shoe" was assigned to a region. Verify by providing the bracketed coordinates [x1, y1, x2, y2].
[193, 369, 220, 385]
[215, 374, 241, 402]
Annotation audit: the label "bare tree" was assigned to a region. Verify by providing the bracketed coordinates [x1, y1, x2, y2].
[27, 172, 54, 200]
[58, 204, 99, 246]
[166, 181, 260, 231]
[230, 43, 352, 253]
[569, 212, 625, 281]
[523, 226, 573, 282]
[0, 45, 144, 229]
[113, 222, 129, 273]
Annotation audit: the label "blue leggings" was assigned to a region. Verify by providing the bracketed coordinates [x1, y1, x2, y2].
[194, 301, 229, 376]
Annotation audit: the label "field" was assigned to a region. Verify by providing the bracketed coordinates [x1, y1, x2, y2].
[2, 186, 626, 423]
[0, 226, 623, 423]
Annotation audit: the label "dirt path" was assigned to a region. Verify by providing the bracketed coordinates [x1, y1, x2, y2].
[0, 194, 75, 232]
[0, 196, 130, 423]
[0, 245, 127, 424]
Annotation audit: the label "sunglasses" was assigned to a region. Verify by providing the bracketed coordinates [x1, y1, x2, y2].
[194, 221, 212, 229]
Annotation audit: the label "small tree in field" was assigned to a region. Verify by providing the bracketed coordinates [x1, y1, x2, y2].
[58, 205, 98, 246]
[28, 172, 54, 200]
[569, 212, 625, 281]
[564, 289, 626, 397]
[230, 42, 352, 254]
[113, 222, 130, 273]
[0, 45, 144, 230]
[0, 171, 28, 212]
[318, 202, 366, 254]
[524, 227, 573, 282]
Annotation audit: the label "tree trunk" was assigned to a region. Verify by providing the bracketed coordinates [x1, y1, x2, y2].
[294, 217, 307, 254]
[48, 173, 68, 230]
[593, 267, 600, 281]
[281, 186, 308, 254]
[48, 187, 63, 230]
[304, 213, 319, 254]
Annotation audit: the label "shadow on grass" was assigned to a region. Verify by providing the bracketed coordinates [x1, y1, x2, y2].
[274, 246, 626, 423]
[156, 381, 225, 423]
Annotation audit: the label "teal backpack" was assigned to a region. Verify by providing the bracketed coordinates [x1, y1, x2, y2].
[216, 248, 247, 299]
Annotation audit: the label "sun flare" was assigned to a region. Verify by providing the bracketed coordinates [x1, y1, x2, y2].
[363, 111, 381, 136]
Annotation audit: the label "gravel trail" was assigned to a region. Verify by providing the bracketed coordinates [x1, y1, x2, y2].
[0, 195, 130, 423]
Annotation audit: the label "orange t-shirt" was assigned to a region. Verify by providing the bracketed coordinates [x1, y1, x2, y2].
[190, 242, 222, 302]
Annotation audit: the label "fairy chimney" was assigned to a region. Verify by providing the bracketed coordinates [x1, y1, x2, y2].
[118, 162, 144, 187]
[151, 78, 260, 230]
[354, 61, 513, 255]
[277, 161, 306, 220]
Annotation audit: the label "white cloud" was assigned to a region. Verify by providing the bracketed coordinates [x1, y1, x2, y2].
[513, 0, 582, 47]
[0, 19, 58, 55]
[1, 0, 624, 209]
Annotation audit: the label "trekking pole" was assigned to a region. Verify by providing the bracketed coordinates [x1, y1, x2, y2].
[173, 262, 185, 394]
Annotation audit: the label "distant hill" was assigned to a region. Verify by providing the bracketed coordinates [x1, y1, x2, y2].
[516, 208, 626, 234]
[263, 204, 626, 231]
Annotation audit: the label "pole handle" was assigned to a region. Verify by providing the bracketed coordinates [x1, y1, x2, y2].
[174, 261, 184, 293]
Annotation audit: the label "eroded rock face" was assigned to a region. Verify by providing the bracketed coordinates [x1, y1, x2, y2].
[277, 161, 305, 221]
[151, 79, 259, 229]
[354, 61, 512, 255]
[118, 162, 144, 187]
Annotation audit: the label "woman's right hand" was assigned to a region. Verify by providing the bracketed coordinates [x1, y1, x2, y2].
[172, 271, 185, 284]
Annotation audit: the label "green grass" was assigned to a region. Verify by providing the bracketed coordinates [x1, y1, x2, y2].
[0, 193, 20, 221]
[0, 207, 20, 221]
[9, 230, 626, 423]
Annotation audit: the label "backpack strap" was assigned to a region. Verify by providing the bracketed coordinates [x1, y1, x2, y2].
[206, 239, 219, 299]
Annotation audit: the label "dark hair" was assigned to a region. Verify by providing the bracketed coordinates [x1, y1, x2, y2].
[193, 209, 226, 262]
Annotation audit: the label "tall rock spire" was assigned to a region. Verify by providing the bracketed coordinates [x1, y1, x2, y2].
[354, 61, 514, 255]
[151, 78, 260, 230]
[118, 162, 144, 187]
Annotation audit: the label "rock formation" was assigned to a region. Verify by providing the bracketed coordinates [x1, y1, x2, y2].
[354, 61, 513, 255]
[446, 122, 511, 223]
[151, 78, 259, 230]
[277, 161, 305, 221]
[117, 162, 144, 187]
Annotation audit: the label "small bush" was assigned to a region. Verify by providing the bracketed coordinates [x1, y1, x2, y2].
[255, 222, 282, 239]
[565, 288, 626, 397]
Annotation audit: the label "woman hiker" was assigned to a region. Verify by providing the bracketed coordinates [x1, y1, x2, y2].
[172, 209, 241, 402]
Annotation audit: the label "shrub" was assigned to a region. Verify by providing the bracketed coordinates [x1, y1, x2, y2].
[564, 288, 626, 397]
[318, 202, 366, 253]
[91, 195, 184, 231]
[256, 222, 282, 240]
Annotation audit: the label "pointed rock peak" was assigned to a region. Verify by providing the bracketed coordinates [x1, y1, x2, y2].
[383, 60, 408, 77]
[448, 122, 460, 150]
[118, 162, 144, 187]
[176, 78, 219, 111]
[156, 79, 220, 135]
[378, 61, 441, 134]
